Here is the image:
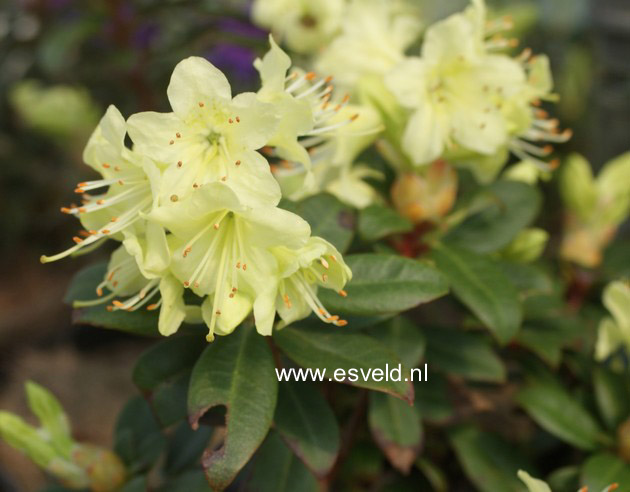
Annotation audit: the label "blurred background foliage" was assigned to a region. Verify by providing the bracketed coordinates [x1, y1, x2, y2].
[0, 0, 629, 490]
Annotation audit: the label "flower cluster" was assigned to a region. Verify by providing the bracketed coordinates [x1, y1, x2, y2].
[252, 0, 571, 190]
[41, 41, 355, 342]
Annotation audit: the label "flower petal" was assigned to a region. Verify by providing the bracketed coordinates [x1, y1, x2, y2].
[158, 276, 186, 336]
[167, 56, 231, 119]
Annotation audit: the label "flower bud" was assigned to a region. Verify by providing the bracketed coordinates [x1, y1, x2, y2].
[559, 153, 597, 221]
[391, 161, 457, 224]
[560, 216, 615, 268]
[500, 228, 549, 263]
[71, 444, 127, 492]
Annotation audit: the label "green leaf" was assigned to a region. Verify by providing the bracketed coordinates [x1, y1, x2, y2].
[157, 471, 211, 492]
[65, 264, 158, 336]
[319, 254, 448, 317]
[423, 328, 506, 383]
[164, 422, 213, 476]
[358, 204, 413, 241]
[547, 466, 580, 491]
[446, 180, 541, 253]
[449, 425, 530, 492]
[368, 392, 422, 474]
[248, 431, 319, 492]
[133, 334, 205, 428]
[114, 396, 166, 473]
[416, 458, 448, 492]
[188, 325, 278, 491]
[281, 194, 355, 253]
[274, 324, 413, 402]
[516, 376, 611, 450]
[431, 245, 522, 344]
[133, 334, 205, 392]
[274, 381, 340, 477]
[414, 373, 454, 423]
[593, 366, 630, 431]
[516, 319, 579, 367]
[367, 316, 426, 369]
[119, 477, 148, 492]
[581, 453, 630, 492]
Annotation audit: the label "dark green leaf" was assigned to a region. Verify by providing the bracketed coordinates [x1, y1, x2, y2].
[133, 334, 205, 428]
[65, 264, 158, 336]
[547, 466, 580, 491]
[431, 245, 522, 344]
[274, 381, 340, 477]
[446, 180, 541, 253]
[593, 366, 630, 431]
[416, 458, 448, 492]
[274, 324, 413, 402]
[517, 319, 579, 367]
[119, 477, 147, 492]
[114, 396, 165, 473]
[164, 422, 213, 476]
[367, 316, 426, 368]
[449, 425, 530, 492]
[157, 471, 211, 492]
[248, 432, 319, 492]
[368, 392, 422, 474]
[424, 328, 506, 383]
[414, 373, 454, 423]
[188, 326, 278, 491]
[319, 254, 448, 317]
[358, 204, 413, 241]
[133, 334, 205, 391]
[581, 453, 630, 492]
[516, 376, 611, 450]
[281, 194, 355, 253]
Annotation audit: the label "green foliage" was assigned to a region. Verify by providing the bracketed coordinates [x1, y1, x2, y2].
[319, 253, 449, 316]
[431, 245, 522, 344]
[188, 325, 278, 491]
[274, 381, 340, 477]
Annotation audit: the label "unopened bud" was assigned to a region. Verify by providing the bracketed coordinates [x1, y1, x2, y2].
[559, 154, 597, 221]
[391, 161, 457, 224]
[500, 228, 549, 263]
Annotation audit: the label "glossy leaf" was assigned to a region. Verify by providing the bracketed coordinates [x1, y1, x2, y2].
[368, 392, 422, 474]
[319, 254, 448, 317]
[274, 324, 413, 402]
[188, 326, 278, 491]
[423, 328, 506, 383]
[274, 381, 340, 477]
[446, 180, 541, 253]
[431, 245, 522, 344]
[65, 263, 159, 336]
[367, 316, 426, 369]
[414, 374, 454, 423]
[580, 453, 630, 492]
[449, 425, 531, 492]
[133, 333, 205, 428]
[164, 421, 213, 476]
[516, 377, 611, 450]
[248, 432, 319, 492]
[516, 319, 579, 368]
[358, 204, 413, 241]
[157, 471, 211, 492]
[114, 396, 166, 474]
[593, 366, 630, 431]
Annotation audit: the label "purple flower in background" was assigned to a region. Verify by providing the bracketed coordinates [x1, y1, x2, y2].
[207, 43, 258, 85]
[216, 17, 267, 40]
[133, 22, 159, 50]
